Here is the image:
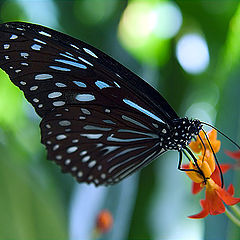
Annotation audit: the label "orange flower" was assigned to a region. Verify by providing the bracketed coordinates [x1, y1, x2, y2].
[189, 129, 221, 154]
[96, 210, 113, 233]
[185, 129, 240, 218]
[189, 182, 239, 218]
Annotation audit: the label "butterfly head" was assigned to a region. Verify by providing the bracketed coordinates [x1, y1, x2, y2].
[166, 118, 202, 150]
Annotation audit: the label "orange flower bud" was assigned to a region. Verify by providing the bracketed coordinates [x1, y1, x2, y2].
[96, 210, 113, 233]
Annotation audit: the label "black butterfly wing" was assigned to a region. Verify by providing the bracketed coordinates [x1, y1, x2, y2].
[41, 105, 166, 185]
[0, 22, 177, 185]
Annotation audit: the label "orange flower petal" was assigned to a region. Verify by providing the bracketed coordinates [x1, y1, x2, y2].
[188, 199, 209, 219]
[189, 140, 202, 153]
[216, 186, 240, 206]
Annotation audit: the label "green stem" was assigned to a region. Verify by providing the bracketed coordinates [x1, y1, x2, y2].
[231, 205, 240, 218]
[225, 208, 240, 227]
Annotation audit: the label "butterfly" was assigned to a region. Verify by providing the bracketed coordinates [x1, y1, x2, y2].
[0, 21, 205, 186]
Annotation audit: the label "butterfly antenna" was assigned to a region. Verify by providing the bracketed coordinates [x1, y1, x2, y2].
[201, 122, 240, 150]
[201, 128, 224, 188]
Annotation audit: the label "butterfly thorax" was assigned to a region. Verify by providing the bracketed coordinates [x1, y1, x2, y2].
[159, 118, 202, 150]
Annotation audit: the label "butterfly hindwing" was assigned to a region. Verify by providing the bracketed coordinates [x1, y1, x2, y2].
[41, 105, 166, 185]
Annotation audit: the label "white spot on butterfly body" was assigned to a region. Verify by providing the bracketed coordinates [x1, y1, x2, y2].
[56, 134, 67, 140]
[48, 92, 63, 98]
[3, 44, 10, 49]
[15, 69, 21, 73]
[78, 57, 93, 66]
[20, 81, 26, 85]
[59, 53, 77, 61]
[88, 175, 93, 181]
[53, 144, 59, 151]
[21, 63, 28, 66]
[10, 34, 18, 39]
[49, 66, 71, 71]
[95, 80, 111, 89]
[101, 173, 106, 179]
[80, 150, 87, 156]
[75, 94, 95, 102]
[114, 81, 121, 88]
[65, 159, 71, 165]
[88, 160, 96, 168]
[73, 81, 87, 88]
[55, 59, 87, 69]
[55, 82, 67, 87]
[122, 115, 150, 130]
[39, 31, 51, 37]
[59, 120, 71, 126]
[67, 146, 78, 153]
[81, 108, 91, 115]
[53, 101, 65, 106]
[83, 48, 98, 58]
[71, 166, 77, 171]
[31, 44, 42, 51]
[4, 56, 9, 60]
[77, 171, 83, 177]
[33, 98, 39, 103]
[38, 104, 43, 108]
[56, 155, 62, 160]
[123, 99, 165, 124]
[83, 125, 112, 131]
[30, 86, 38, 91]
[35, 74, 53, 80]
[94, 179, 99, 184]
[33, 38, 47, 45]
[82, 155, 90, 162]
[80, 134, 103, 139]
[115, 73, 122, 79]
[20, 52, 29, 58]
[103, 119, 116, 125]
[70, 44, 80, 50]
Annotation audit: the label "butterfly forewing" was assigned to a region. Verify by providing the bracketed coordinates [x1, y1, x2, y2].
[0, 22, 178, 185]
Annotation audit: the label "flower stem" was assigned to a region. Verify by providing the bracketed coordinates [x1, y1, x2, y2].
[231, 205, 240, 218]
[225, 208, 240, 227]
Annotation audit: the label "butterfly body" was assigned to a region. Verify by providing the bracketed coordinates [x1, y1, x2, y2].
[0, 22, 202, 185]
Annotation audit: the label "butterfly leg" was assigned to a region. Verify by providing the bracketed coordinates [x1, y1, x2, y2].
[177, 149, 206, 182]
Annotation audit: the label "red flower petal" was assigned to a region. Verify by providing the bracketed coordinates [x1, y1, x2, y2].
[206, 188, 225, 215]
[211, 164, 232, 186]
[216, 186, 240, 206]
[227, 184, 234, 195]
[192, 182, 203, 194]
[225, 150, 240, 159]
[188, 199, 209, 219]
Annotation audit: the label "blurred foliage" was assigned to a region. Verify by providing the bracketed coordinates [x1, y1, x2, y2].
[0, 0, 239, 240]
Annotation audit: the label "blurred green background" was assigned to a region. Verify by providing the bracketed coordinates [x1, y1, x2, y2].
[0, 0, 240, 239]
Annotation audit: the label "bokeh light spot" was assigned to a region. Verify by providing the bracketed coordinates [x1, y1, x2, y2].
[176, 34, 210, 74]
[151, 2, 182, 39]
